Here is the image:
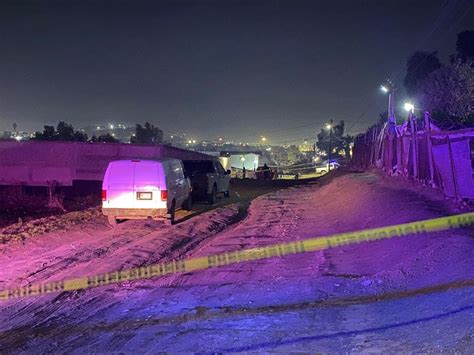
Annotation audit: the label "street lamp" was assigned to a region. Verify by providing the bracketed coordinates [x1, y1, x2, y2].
[404, 102, 415, 113]
[261, 136, 267, 143]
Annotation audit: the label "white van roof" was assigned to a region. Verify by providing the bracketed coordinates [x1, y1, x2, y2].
[107, 158, 180, 165]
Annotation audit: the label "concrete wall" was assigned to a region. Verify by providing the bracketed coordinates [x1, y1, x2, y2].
[0, 141, 216, 186]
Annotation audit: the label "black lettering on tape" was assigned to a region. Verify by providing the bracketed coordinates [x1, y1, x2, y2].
[256, 248, 267, 259]
[347, 234, 360, 245]
[140, 266, 151, 278]
[246, 250, 258, 260]
[129, 268, 138, 280]
[266, 245, 279, 257]
[227, 252, 238, 264]
[175, 261, 186, 273]
[164, 263, 175, 274]
[108, 272, 118, 283]
[150, 265, 162, 277]
[8, 288, 20, 298]
[96, 274, 107, 285]
[216, 254, 228, 266]
[388, 229, 399, 237]
[41, 282, 64, 294]
[120, 270, 130, 281]
[281, 244, 294, 255]
[208, 255, 218, 268]
[418, 223, 427, 234]
[456, 215, 473, 228]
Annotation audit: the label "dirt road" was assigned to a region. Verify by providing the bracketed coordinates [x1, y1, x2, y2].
[0, 171, 473, 352]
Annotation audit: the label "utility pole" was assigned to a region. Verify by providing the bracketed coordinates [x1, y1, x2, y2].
[380, 80, 396, 173]
[327, 119, 333, 172]
[380, 80, 396, 134]
[388, 88, 396, 131]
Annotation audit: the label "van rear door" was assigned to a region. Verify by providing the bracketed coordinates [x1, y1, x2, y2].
[133, 160, 165, 209]
[104, 161, 138, 209]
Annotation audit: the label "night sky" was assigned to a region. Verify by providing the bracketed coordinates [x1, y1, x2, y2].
[0, 0, 473, 143]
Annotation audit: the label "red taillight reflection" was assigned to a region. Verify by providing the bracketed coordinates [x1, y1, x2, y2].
[102, 190, 107, 201]
[161, 190, 168, 201]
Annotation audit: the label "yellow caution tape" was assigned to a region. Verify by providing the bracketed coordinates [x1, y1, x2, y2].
[1, 212, 473, 302]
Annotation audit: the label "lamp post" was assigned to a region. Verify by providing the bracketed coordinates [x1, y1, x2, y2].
[380, 81, 396, 134]
[326, 119, 333, 172]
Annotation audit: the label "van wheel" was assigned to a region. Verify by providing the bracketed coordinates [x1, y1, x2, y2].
[168, 200, 176, 225]
[224, 185, 230, 198]
[208, 185, 217, 205]
[183, 195, 192, 211]
[107, 216, 117, 226]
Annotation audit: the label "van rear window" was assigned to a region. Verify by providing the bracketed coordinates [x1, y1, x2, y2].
[183, 161, 214, 175]
[108, 164, 135, 183]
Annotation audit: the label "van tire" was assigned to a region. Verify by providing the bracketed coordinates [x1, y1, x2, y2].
[107, 216, 117, 226]
[168, 200, 176, 225]
[183, 195, 192, 211]
[224, 185, 230, 198]
[208, 185, 217, 205]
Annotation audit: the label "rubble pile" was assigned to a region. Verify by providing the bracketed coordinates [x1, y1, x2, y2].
[0, 207, 102, 244]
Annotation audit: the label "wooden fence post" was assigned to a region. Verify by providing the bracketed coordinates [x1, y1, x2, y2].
[446, 135, 459, 200]
[409, 112, 418, 179]
[424, 111, 435, 186]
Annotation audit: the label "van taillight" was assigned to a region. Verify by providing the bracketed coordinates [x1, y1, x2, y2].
[102, 190, 107, 201]
[161, 190, 168, 201]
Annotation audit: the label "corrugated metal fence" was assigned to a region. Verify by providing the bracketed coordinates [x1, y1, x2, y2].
[352, 112, 474, 200]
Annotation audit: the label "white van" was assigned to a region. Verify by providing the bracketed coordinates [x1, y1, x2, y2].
[102, 159, 192, 225]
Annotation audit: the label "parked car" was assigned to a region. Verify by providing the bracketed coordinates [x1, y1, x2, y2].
[102, 159, 192, 226]
[182, 160, 231, 204]
[255, 165, 276, 180]
[315, 162, 340, 175]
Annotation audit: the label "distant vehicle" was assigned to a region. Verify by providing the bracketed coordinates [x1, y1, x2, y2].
[102, 159, 192, 226]
[182, 160, 231, 204]
[255, 165, 276, 180]
[315, 162, 340, 175]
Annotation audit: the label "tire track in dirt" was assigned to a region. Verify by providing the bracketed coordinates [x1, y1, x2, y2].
[155, 187, 309, 292]
[0, 204, 250, 350]
[0, 180, 314, 351]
